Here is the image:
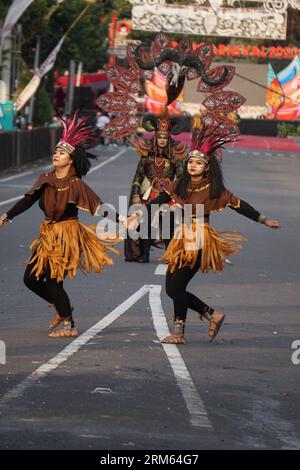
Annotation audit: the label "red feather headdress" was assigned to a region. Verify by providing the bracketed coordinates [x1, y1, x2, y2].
[187, 122, 238, 164]
[56, 111, 96, 154]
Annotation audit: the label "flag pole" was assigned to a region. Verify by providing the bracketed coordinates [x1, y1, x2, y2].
[64, 4, 91, 39]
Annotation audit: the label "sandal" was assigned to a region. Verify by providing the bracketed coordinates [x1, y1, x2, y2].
[49, 312, 63, 330]
[48, 304, 73, 331]
[48, 326, 78, 338]
[161, 333, 185, 344]
[208, 311, 225, 343]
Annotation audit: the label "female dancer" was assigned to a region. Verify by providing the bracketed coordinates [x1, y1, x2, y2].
[134, 125, 281, 344]
[0, 112, 127, 338]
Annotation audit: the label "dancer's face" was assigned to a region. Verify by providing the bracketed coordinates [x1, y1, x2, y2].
[187, 156, 208, 176]
[156, 133, 169, 148]
[52, 146, 73, 169]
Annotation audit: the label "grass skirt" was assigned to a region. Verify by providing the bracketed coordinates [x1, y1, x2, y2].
[160, 222, 246, 273]
[27, 219, 120, 282]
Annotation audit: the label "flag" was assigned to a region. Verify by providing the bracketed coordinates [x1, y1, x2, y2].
[14, 36, 65, 111]
[14, 75, 41, 111]
[38, 36, 65, 78]
[1, 0, 34, 42]
[265, 64, 284, 119]
[266, 58, 300, 120]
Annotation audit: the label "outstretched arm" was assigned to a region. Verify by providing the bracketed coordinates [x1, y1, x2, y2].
[230, 199, 281, 229]
[0, 189, 42, 227]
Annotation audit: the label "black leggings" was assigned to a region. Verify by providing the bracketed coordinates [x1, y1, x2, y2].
[23, 263, 72, 320]
[165, 250, 213, 324]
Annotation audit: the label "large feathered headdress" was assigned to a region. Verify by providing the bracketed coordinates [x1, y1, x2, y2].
[187, 120, 239, 164]
[96, 33, 245, 142]
[56, 111, 96, 154]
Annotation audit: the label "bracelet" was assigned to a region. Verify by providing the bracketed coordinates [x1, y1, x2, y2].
[257, 214, 267, 224]
[0, 213, 10, 223]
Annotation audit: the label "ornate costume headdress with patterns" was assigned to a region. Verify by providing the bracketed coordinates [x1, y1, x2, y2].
[137, 113, 186, 159]
[141, 113, 183, 137]
[96, 32, 246, 144]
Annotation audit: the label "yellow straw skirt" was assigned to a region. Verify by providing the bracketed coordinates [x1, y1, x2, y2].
[160, 222, 246, 274]
[27, 219, 121, 282]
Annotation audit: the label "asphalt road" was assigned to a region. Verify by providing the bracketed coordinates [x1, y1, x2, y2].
[0, 145, 299, 450]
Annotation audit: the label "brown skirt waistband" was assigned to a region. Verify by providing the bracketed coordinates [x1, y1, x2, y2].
[44, 216, 78, 224]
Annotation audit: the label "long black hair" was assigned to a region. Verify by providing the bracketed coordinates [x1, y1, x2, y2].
[71, 146, 97, 178]
[175, 153, 225, 200]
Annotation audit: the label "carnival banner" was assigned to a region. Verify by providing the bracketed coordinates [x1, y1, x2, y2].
[212, 44, 299, 60]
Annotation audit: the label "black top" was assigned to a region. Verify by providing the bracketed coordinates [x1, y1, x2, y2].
[6, 187, 119, 222]
[147, 191, 260, 222]
[7, 189, 78, 221]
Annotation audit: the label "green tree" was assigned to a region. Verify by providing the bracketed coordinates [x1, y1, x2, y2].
[33, 85, 53, 125]
[20, 0, 108, 73]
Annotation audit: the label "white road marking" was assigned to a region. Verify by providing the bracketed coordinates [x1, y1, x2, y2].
[1, 281, 212, 431]
[147, 284, 213, 430]
[154, 264, 168, 276]
[0, 184, 30, 189]
[0, 171, 33, 182]
[0, 148, 127, 208]
[88, 148, 127, 174]
[0, 286, 149, 407]
[0, 195, 23, 207]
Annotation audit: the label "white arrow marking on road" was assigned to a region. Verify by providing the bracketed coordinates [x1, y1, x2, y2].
[148, 284, 213, 430]
[0, 282, 212, 431]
